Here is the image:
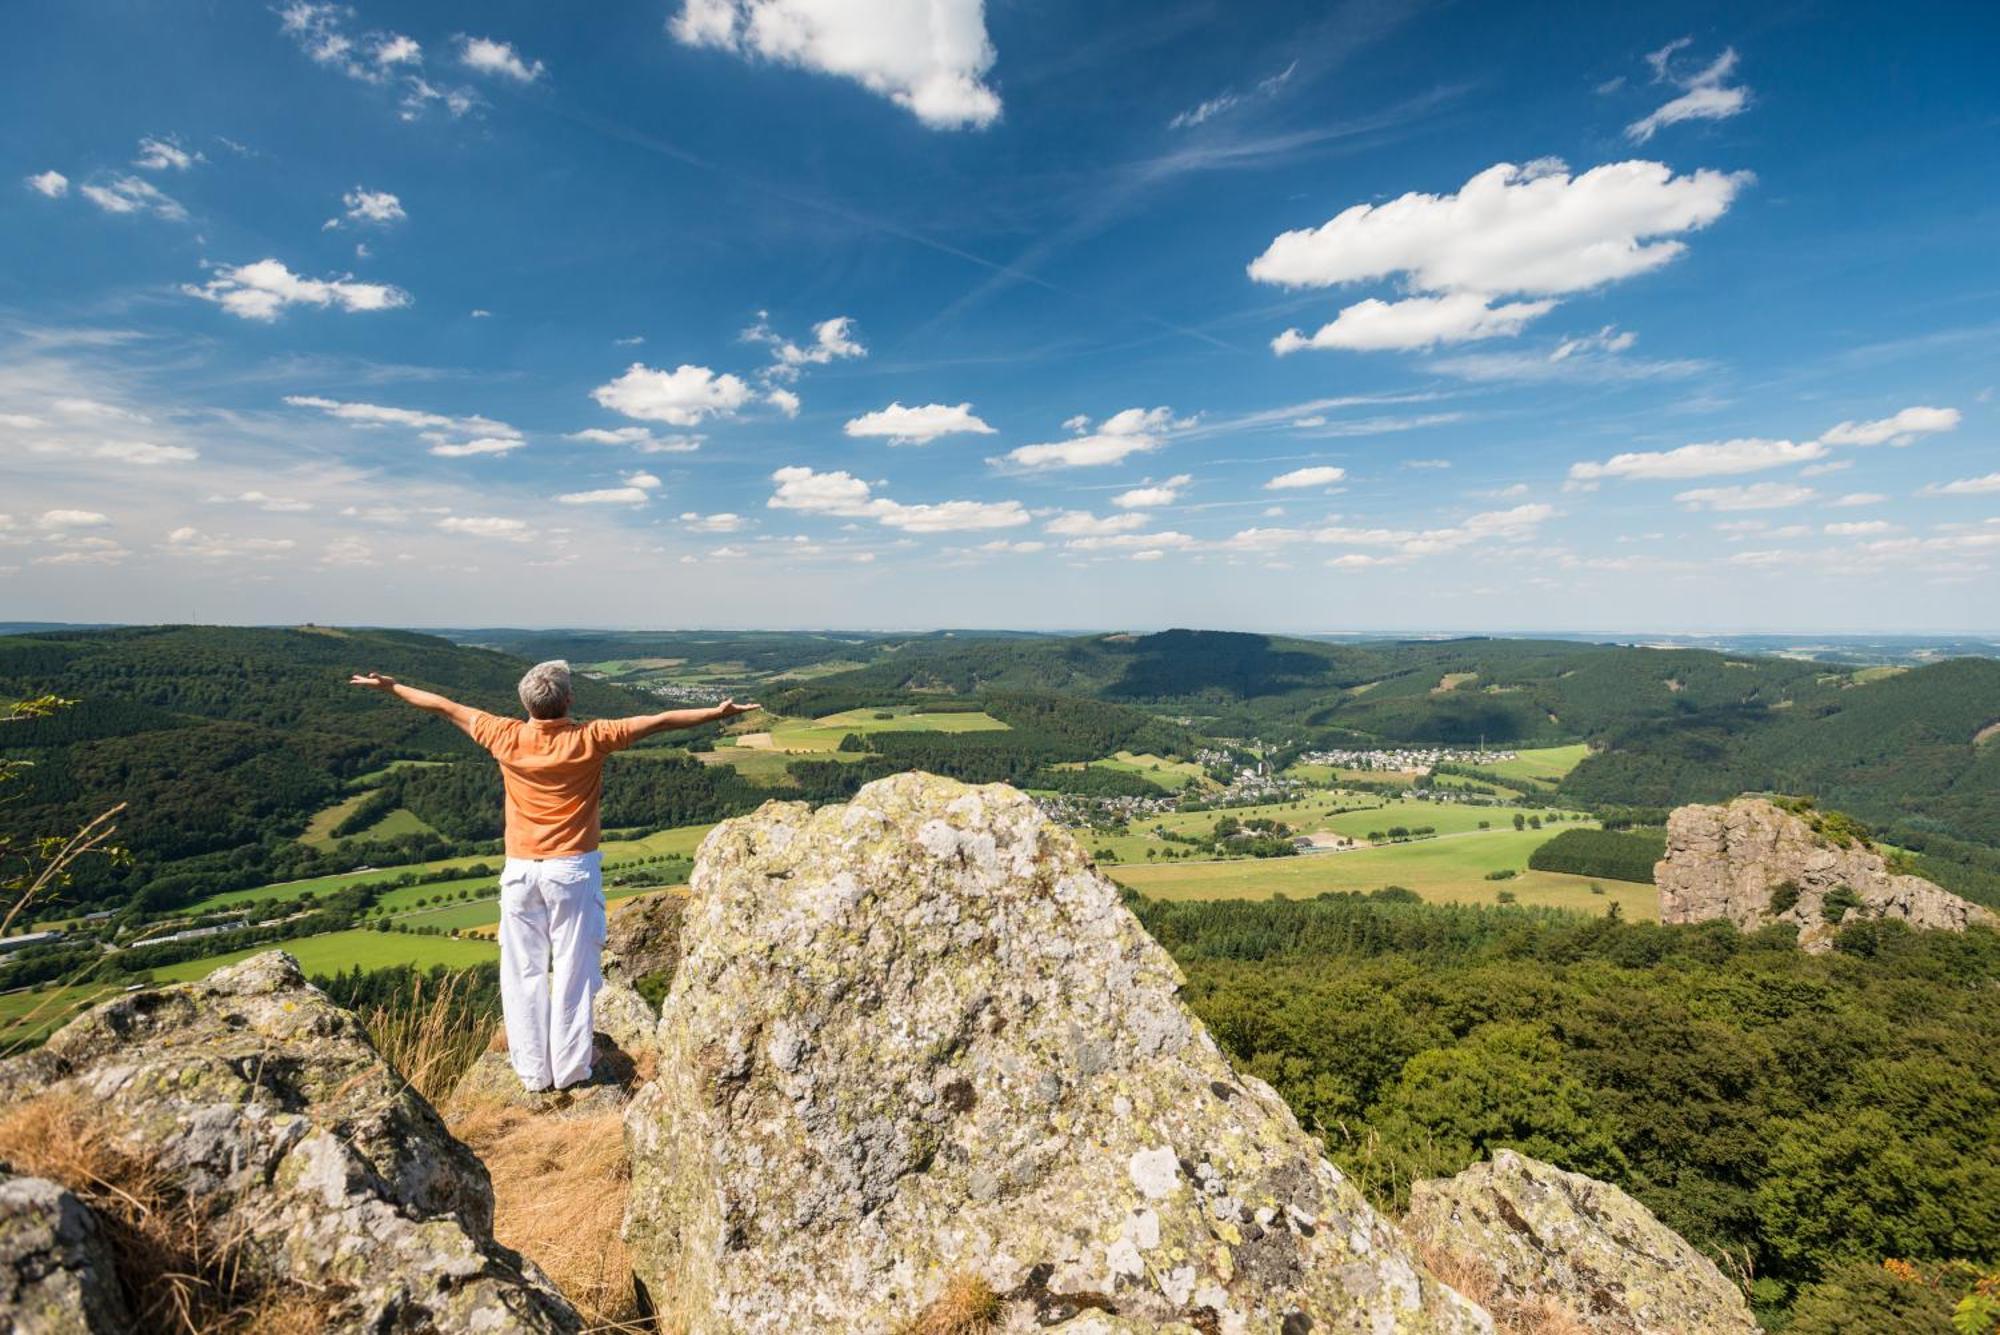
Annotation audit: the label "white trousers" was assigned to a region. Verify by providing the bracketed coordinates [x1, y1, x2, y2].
[498, 851, 606, 1091]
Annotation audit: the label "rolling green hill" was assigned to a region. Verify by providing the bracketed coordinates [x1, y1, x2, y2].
[0, 626, 677, 906]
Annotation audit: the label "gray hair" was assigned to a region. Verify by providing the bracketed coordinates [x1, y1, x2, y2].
[518, 659, 573, 719]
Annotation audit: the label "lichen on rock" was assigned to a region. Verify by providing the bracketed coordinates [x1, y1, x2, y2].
[1655, 797, 1994, 952]
[1403, 1150, 1759, 1335]
[621, 771, 1492, 1333]
[0, 1174, 131, 1333]
[0, 951, 582, 1332]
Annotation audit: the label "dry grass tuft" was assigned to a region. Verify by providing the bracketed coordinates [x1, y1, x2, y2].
[360, 968, 496, 1105]
[0, 1093, 333, 1333]
[897, 1272, 1004, 1335]
[1415, 1239, 1592, 1335]
[447, 1100, 642, 1330]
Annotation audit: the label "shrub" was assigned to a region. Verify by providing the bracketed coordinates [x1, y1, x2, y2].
[1484, 869, 1518, 881]
[1768, 880, 1801, 915]
[1822, 884, 1863, 923]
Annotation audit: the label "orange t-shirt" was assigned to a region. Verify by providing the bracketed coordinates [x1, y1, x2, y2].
[467, 713, 645, 859]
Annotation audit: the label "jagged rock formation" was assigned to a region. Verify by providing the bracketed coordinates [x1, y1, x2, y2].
[1655, 797, 1994, 952]
[1404, 1151, 1758, 1334]
[0, 1175, 132, 1332]
[0, 952, 582, 1332]
[622, 772, 1494, 1334]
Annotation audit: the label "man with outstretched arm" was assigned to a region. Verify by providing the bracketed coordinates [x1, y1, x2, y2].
[349, 660, 755, 1094]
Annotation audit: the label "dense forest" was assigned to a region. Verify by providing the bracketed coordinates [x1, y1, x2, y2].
[1137, 892, 2000, 1329]
[0, 626, 672, 906]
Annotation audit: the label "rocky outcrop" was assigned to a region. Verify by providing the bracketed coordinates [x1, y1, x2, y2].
[605, 887, 687, 990]
[1404, 1150, 1757, 1335]
[0, 1175, 131, 1333]
[622, 772, 1493, 1334]
[0, 952, 582, 1332]
[1655, 797, 1994, 952]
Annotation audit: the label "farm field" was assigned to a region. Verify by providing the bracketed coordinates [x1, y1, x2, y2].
[728, 706, 1010, 754]
[1060, 751, 1211, 791]
[299, 791, 372, 848]
[387, 878, 681, 934]
[182, 822, 715, 914]
[1108, 827, 1653, 917]
[1481, 744, 1591, 785]
[696, 744, 868, 784]
[149, 929, 497, 983]
[1281, 763, 1415, 787]
[1086, 792, 1587, 863]
[0, 982, 131, 1046]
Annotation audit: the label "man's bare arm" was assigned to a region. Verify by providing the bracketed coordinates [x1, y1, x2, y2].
[348, 672, 481, 736]
[626, 698, 759, 741]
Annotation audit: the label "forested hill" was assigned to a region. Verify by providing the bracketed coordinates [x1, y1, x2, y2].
[786, 630, 2000, 847]
[0, 626, 665, 902]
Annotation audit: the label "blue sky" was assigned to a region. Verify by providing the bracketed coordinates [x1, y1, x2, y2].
[2, 0, 1995, 633]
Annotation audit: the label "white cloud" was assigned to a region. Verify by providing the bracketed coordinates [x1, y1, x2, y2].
[843, 401, 994, 446]
[284, 394, 521, 456]
[567, 426, 703, 453]
[1002, 406, 1181, 470]
[679, 511, 745, 532]
[277, 4, 476, 119]
[1168, 61, 1295, 130]
[459, 35, 545, 82]
[185, 259, 410, 320]
[1923, 473, 2000, 496]
[592, 363, 753, 426]
[321, 537, 376, 567]
[1569, 437, 1827, 481]
[1065, 530, 1196, 553]
[559, 486, 651, 506]
[1818, 405, 1960, 447]
[1825, 520, 1894, 536]
[1251, 158, 1749, 352]
[1404, 459, 1452, 470]
[25, 170, 68, 198]
[328, 187, 406, 228]
[1045, 511, 1150, 537]
[38, 509, 110, 529]
[976, 539, 1045, 554]
[1266, 465, 1347, 490]
[87, 439, 199, 465]
[430, 437, 523, 458]
[210, 490, 312, 512]
[438, 515, 530, 541]
[767, 387, 801, 417]
[133, 136, 200, 171]
[1674, 482, 1817, 511]
[79, 175, 187, 221]
[744, 315, 866, 383]
[1829, 492, 1887, 507]
[1628, 45, 1749, 143]
[767, 465, 1028, 532]
[164, 526, 295, 559]
[1112, 474, 1191, 508]
[1273, 294, 1555, 353]
[672, 0, 1001, 130]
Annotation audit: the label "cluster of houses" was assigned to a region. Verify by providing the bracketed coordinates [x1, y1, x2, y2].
[1297, 745, 1520, 774]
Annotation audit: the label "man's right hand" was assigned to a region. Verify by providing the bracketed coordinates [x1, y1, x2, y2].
[349, 672, 399, 692]
[713, 698, 760, 720]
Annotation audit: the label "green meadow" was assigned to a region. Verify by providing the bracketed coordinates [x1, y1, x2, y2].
[1108, 826, 1652, 918]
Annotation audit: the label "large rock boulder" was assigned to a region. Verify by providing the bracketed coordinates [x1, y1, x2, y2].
[604, 887, 687, 990]
[1403, 1150, 1757, 1334]
[1655, 797, 1994, 952]
[0, 1175, 131, 1333]
[0, 952, 581, 1332]
[623, 772, 1492, 1334]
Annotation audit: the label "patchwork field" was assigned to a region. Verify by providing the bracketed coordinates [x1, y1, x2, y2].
[1108, 827, 1653, 917]
[1056, 751, 1212, 792]
[183, 822, 714, 914]
[1085, 793, 1589, 864]
[723, 706, 1010, 755]
[1481, 744, 1591, 785]
[148, 928, 498, 982]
